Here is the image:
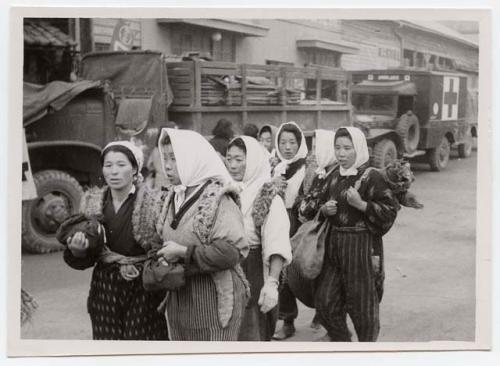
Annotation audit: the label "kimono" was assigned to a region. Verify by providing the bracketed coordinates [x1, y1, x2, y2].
[157, 128, 249, 341]
[63, 184, 168, 340]
[314, 127, 399, 342]
[231, 136, 292, 341]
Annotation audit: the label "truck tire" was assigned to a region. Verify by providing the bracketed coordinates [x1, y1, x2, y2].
[372, 139, 397, 169]
[458, 135, 473, 158]
[22, 170, 83, 254]
[396, 114, 420, 154]
[427, 137, 451, 172]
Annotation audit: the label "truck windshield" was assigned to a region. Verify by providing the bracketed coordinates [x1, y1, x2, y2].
[352, 94, 396, 114]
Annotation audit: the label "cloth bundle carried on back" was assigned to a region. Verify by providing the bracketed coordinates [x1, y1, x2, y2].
[56, 213, 106, 250]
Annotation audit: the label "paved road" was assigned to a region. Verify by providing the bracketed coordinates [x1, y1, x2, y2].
[21, 150, 477, 342]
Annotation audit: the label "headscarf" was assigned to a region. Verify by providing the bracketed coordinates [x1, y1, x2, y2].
[334, 126, 370, 176]
[102, 140, 144, 182]
[313, 129, 337, 178]
[258, 124, 279, 154]
[230, 136, 271, 216]
[274, 121, 308, 178]
[158, 128, 232, 210]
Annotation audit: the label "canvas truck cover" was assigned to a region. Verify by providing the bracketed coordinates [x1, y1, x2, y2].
[79, 51, 168, 96]
[23, 80, 102, 126]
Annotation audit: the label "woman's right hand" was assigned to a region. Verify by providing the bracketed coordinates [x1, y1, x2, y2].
[321, 200, 337, 216]
[67, 231, 89, 258]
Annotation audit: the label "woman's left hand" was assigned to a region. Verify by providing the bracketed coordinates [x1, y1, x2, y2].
[258, 278, 279, 313]
[346, 187, 366, 211]
[157, 241, 187, 263]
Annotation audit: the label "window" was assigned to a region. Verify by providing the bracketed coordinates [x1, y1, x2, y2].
[304, 50, 341, 68]
[403, 49, 415, 67]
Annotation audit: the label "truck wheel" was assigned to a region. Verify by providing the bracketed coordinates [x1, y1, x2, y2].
[372, 139, 397, 169]
[458, 136, 473, 158]
[396, 114, 420, 154]
[427, 137, 451, 172]
[22, 170, 83, 254]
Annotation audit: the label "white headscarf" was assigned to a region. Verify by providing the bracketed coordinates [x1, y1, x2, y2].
[102, 140, 144, 182]
[313, 129, 337, 178]
[158, 128, 232, 209]
[335, 126, 370, 176]
[230, 136, 272, 216]
[273, 121, 308, 177]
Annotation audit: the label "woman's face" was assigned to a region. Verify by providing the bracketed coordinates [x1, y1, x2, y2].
[226, 145, 246, 182]
[259, 131, 273, 152]
[162, 143, 181, 185]
[278, 131, 299, 160]
[102, 151, 135, 191]
[334, 136, 357, 170]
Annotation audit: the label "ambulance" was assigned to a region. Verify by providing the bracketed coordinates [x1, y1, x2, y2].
[351, 69, 473, 171]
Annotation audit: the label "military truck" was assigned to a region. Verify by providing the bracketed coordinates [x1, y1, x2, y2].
[350, 69, 473, 170]
[22, 51, 171, 253]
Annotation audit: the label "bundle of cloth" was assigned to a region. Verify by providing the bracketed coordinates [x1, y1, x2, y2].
[373, 159, 423, 209]
[56, 213, 107, 251]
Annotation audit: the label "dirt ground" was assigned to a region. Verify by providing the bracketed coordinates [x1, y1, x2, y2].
[20, 150, 477, 342]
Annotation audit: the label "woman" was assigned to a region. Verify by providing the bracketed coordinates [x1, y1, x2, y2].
[290, 129, 338, 330]
[314, 127, 399, 342]
[295, 129, 338, 223]
[258, 124, 278, 155]
[156, 128, 249, 341]
[62, 141, 168, 340]
[258, 124, 279, 169]
[271, 121, 308, 340]
[226, 136, 292, 341]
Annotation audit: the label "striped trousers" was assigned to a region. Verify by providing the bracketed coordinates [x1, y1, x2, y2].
[314, 229, 381, 342]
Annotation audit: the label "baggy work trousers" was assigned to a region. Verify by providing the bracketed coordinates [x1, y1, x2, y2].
[314, 229, 382, 342]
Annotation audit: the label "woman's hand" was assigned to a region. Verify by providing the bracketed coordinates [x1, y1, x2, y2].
[258, 278, 279, 313]
[67, 231, 89, 258]
[346, 187, 367, 212]
[321, 200, 337, 216]
[157, 241, 187, 263]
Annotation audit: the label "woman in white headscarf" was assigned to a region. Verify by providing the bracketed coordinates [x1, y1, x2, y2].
[226, 136, 292, 341]
[271, 121, 308, 340]
[61, 141, 168, 340]
[314, 127, 399, 342]
[155, 128, 249, 341]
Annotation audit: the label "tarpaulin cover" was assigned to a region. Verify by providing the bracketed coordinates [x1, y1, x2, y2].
[80, 51, 165, 92]
[23, 80, 102, 126]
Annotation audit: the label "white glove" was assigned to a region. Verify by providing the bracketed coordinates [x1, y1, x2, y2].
[258, 277, 279, 313]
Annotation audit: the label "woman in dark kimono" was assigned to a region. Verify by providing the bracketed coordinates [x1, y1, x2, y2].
[62, 141, 168, 340]
[314, 127, 399, 342]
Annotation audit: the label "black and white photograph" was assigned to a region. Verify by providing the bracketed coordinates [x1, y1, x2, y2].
[6, 6, 492, 358]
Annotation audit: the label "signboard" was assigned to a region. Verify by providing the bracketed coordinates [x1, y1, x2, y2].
[111, 19, 136, 51]
[441, 76, 460, 121]
[22, 128, 37, 200]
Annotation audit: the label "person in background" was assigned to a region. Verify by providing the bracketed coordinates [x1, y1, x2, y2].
[292, 129, 338, 331]
[242, 123, 259, 139]
[209, 118, 235, 157]
[315, 127, 399, 341]
[61, 141, 168, 340]
[270, 121, 308, 340]
[226, 136, 292, 341]
[258, 124, 279, 168]
[156, 128, 249, 341]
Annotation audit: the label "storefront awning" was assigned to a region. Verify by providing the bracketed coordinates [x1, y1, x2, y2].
[296, 39, 359, 54]
[157, 19, 269, 37]
[24, 21, 77, 48]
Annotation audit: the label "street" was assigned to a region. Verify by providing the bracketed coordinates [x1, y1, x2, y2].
[20, 150, 477, 342]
